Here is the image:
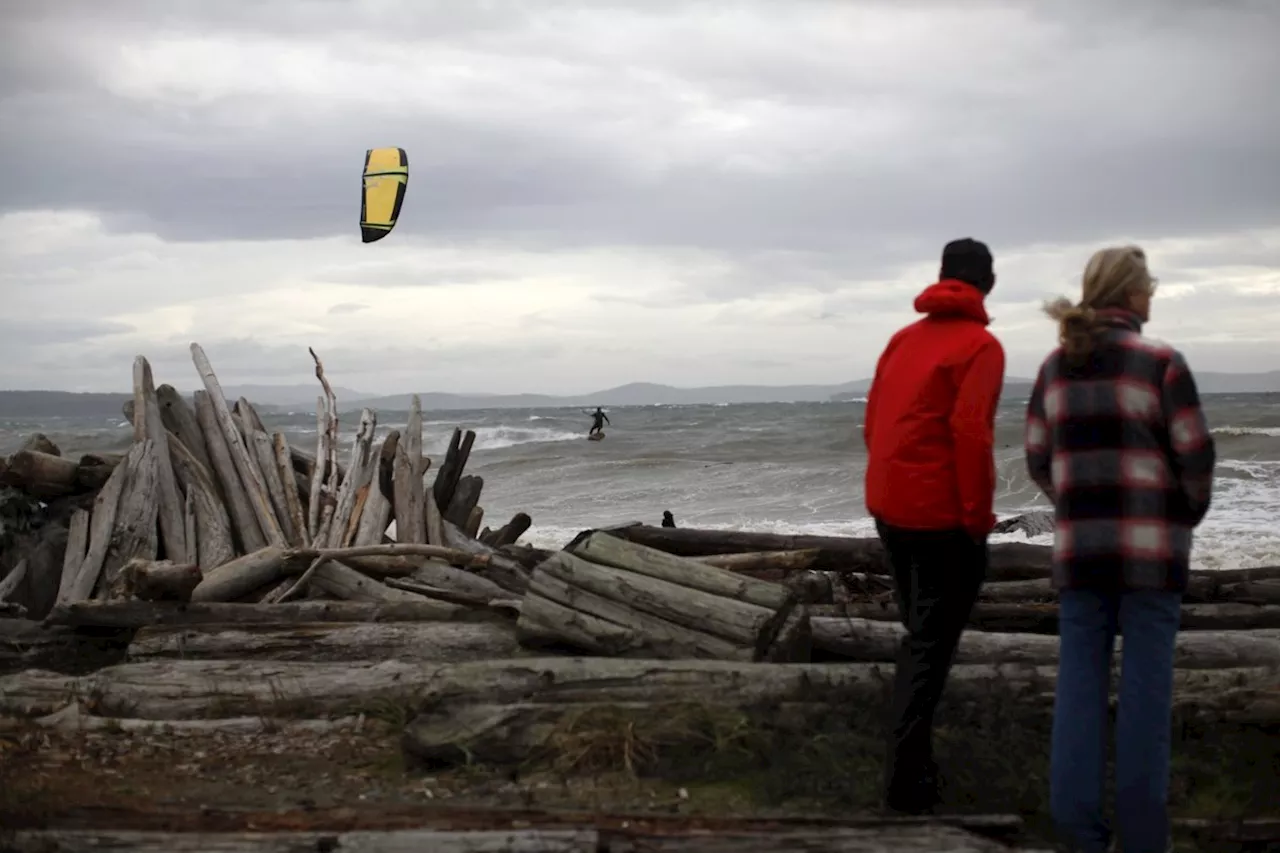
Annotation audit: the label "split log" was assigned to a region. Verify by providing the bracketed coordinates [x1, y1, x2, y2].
[433, 427, 476, 513]
[155, 384, 214, 484]
[133, 356, 188, 563]
[58, 454, 129, 604]
[0, 829, 604, 853]
[19, 432, 61, 455]
[2, 657, 1275, 723]
[194, 389, 267, 554]
[810, 616, 1280, 668]
[96, 440, 161, 597]
[445, 474, 484, 528]
[190, 343, 286, 546]
[54, 509, 90, 604]
[394, 400, 426, 544]
[700, 549, 821, 574]
[45, 599, 471, 629]
[112, 558, 203, 603]
[821, 601, 1280, 634]
[0, 450, 79, 498]
[126, 620, 523, 664]
[168, 434, 236, 570]
[273, 433, 309, 549]
[482, 512, 533, 548]
[607, 524, 1053, 580]
[190, 546, 295, 603]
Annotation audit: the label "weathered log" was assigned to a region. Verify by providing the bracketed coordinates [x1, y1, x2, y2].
[194, 389, 267, 554]
[500, 542, 554, 570]
[538, 550, 779, 650]
[445, 474, 484, 528]
[59, 454, 129, 605]
[406, 560, 510, 602]
[440, 520, 531, 593]
[309, 347, 342, 538]
[464, 504, 484, 539]
[113, 558, 203, 602]
[483, 512, 533, 548]
[73, 456, 120, 491]
[2, 657, 1275, 723]
[570, 531, 793, 611]
[0, 619, 130, 676]
[393, 408, 426, 545]
[325, 408, 376, 549]
[607, 525, 1053, 579]
[433, 427, 476, 513]
[425, 488, 446, 550]
[19, 432, 61, 456]
[54, 509, 90, 605]
[518, 569, 753, 660]
[0, 449, 79, 498]
[45, 599, 470, 629]
[810, 616, 1280, 669]
[306, 559, 432, 602]
[97, 440, 161, 597]
[247, 425, 299, 546]
[369, 429, 400, 532]
[273, 433, 309, 549]
[190, 546, 294, 603]
[156, 384, 215, 484]
[700, 549, 821, 574]
[0, 829, 606, 853]
[133, 356, 188, 563]
[190, 343, 286, 546]
[974, 574, 1245, 604]
[126, 620, 523, 663]
[821, 601, 1280, 634]
[0, 558, 27, 602]
[306, 396, 329, 541]
[1220, 579, 1280, 604]
[168, 433, 236, 570]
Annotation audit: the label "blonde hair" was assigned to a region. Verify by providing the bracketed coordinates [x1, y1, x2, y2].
[1044, 245, 1156, 363]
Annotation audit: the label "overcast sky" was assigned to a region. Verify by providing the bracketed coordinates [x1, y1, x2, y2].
[2, 0, 1278, 394]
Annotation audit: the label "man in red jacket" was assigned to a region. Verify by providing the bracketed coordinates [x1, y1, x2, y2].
[863, 238, 1006, 814]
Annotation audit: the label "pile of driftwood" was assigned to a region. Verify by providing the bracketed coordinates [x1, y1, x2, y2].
[0, 343, 537, 622]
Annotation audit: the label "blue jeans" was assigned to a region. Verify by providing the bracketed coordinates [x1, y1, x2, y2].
[1051, 589, 1182, 853]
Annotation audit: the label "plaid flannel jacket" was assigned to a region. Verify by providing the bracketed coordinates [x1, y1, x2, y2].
[1024, 310, 1216, 592]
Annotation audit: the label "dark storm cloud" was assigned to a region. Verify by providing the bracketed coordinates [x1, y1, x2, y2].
[1, 0, 1278, 270]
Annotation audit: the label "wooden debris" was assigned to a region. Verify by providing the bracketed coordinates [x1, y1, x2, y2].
[97, 440, 161, 597]
[112, 558, 203, 603]
[0, 449, 80, 499]
[45, 599, 472, 629]
[168, 434, 236, 570]
[133, 356, 189, 563]
[194, 389, 268, 554]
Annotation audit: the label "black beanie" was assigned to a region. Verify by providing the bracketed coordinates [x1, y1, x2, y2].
[940, 238, 994, 294]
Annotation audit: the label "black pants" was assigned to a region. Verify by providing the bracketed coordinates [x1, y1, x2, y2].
[876, 520, 987, 811]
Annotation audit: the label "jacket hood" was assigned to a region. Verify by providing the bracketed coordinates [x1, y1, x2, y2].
[913, 279, 990, 324]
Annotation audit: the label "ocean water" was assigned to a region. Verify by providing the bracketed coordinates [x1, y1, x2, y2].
[3, 394, 1278, 571]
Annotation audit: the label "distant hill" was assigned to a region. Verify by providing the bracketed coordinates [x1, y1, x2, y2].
[2, 371, 1276, 418]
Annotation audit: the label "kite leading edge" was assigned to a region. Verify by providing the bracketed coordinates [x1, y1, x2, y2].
[360, 147, 408, 243]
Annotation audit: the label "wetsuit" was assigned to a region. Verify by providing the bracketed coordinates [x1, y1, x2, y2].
[589, 410, 610, 435]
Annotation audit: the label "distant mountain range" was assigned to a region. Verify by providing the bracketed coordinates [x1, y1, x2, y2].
[2, 372, 1277, 418]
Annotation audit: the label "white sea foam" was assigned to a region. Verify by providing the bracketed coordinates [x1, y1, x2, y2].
[1212, 426, 1280, 437]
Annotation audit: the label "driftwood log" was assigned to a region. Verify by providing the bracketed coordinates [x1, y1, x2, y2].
[45, 599, 475, 629]
[517, 533, 804, 662]
[110, 558, 203, 603]
[820, 601, 1280, 633]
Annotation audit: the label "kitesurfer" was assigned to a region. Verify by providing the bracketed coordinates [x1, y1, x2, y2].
[588, 407, 610, 436]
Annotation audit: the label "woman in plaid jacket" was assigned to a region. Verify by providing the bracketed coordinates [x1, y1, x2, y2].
[1024, 246, 1216, 853]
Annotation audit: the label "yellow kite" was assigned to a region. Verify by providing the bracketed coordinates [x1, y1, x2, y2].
[360, 147, 408, 243]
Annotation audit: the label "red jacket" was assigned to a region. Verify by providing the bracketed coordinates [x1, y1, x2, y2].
[863, 279, 1005, 537]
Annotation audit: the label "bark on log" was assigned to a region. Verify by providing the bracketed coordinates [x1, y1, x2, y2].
[570, 531, 793, 611]
[168, 434, 236, 570]
[445, 474, 484, 528]
[126, 620, 523, 663]
[810, 616, 1280, 668]
[194, 389, 268, 554]
[114, 558, 203, 603]
[190, 343, 285, 546]
[700, 549, 821, 574]
[59, 454, 129, 604]
[96, 440, 161, 597]
[2, 657, 1275, 723]
[273, 433, 309, 550]
[820, 601, 1280, 634]
[156, 384, 214, 486]
[607, 525, 1053, 579]
[483, 512, 533, 548]
[517, 569, 753, 660]
[54, 509, 90, 604]
[0, 449, 79, 498]
[45, 599, 471, 629]
[190, 546, 293, 603]
[133, 356, 188, 563]
[536, 550, 781, 651]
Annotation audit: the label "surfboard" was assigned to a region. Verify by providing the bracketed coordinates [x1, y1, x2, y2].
[587, 432, 605, 442]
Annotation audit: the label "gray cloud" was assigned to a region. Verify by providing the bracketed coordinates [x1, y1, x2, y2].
[326, 302, 369, 314]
